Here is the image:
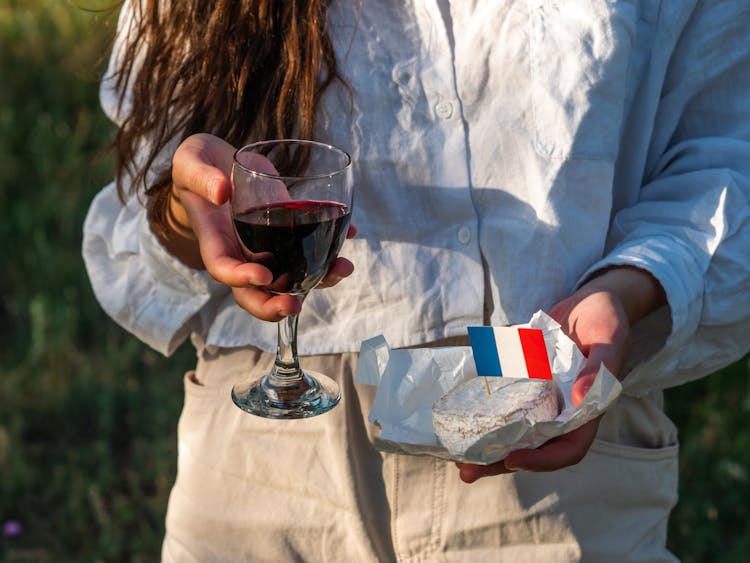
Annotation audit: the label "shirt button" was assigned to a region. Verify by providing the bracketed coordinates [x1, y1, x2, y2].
[434, 101, 454, 119]
[457, 226, 472, 244]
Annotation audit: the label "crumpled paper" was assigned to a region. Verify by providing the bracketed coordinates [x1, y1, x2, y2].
[355, 311, 622, 465]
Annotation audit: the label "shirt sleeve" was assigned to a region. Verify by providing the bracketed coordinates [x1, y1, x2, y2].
[82, 181, 227, 356]
[82, 0, 230, 356]
[579, 2, 750, 394]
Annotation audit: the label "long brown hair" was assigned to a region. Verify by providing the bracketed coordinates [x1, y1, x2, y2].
[111, 0, 341, 237]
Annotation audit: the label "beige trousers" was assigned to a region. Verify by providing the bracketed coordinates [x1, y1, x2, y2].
[161, 346, 680, 562]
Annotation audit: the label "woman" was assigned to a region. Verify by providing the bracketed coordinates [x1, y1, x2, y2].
[83, 1, 750, 560]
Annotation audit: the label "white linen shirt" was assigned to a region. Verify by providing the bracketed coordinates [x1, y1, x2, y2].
[83, 0, 750, 396]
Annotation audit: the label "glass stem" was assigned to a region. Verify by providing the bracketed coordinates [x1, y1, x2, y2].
[271, 313, 302, 384]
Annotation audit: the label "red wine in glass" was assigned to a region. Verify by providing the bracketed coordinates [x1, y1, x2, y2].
[233, 200, 352, 295]
[230, 139, 353, 419]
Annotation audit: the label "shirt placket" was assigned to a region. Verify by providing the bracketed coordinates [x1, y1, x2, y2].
[419, 0, 484, 330]
[387, 2, 474, 561]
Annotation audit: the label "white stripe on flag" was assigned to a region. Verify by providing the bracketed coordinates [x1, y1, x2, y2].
[492, 327, 528, 378]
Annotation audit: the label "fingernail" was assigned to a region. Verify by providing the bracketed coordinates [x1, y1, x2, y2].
[504, 454, 525, 472]
[280, 304, 302, 317]
[207, 177, 225, 205]
[206, 179, 217, 204]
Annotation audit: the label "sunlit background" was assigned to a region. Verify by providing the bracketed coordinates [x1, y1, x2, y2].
[1, 1, 748, 560]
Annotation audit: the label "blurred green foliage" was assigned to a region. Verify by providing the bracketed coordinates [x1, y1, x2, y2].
[665, 357, 750, 562]
[0, 1, 748, 561]
[0, 1, 194, 561]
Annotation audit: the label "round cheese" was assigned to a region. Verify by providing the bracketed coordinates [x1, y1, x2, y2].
[432, 377, 561, 454]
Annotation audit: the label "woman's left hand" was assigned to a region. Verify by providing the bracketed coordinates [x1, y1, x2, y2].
[456, 266, 665, 482]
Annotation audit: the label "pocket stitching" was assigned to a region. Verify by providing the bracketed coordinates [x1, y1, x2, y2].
[590, 437, 679, 462]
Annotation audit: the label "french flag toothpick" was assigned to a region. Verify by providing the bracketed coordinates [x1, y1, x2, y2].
[468, 326, 553, 382]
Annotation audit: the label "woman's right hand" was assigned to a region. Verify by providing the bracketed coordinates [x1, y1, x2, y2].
[165, 133, 355, 322]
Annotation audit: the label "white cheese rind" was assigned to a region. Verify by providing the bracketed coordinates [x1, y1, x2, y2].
[432, 377, 561, 454]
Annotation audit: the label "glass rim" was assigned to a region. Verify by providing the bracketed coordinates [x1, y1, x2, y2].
[233, 139, 352, 181]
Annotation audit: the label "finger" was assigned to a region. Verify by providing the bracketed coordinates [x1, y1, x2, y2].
[504, 417, 601, 472]
[182, 191, 299, 320]
[233, 149, 291, 202]
[571, 371, 598, 406]
[208, 255, 274, 288]
[570, 354, 602, 407]
[455, 460, 515, 483]
[177, 190, 273, 287]
[180, 191, 276, 288]
[571, 341, 628, 406]
[317, 257, 355, 288]
[231, 287, 302, 321]
[346, 224, 358, 238]
[172, 134, 235, 205]
[235, 151, 281, 176]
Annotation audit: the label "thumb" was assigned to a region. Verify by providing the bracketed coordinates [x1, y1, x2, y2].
[571, 369, 599, 407]
[571, 342, 624, 406]
[172, 134, 235, 206]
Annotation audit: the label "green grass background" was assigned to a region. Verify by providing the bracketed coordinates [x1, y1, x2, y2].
[1, 1, 748, 561]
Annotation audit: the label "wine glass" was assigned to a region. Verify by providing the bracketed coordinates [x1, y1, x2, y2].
[230, 139, 353, 419]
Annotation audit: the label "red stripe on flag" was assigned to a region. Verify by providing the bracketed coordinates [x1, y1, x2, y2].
[518, 328, 552, 380]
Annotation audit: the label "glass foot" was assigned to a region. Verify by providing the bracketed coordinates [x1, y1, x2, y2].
[231, 370, 340, 419]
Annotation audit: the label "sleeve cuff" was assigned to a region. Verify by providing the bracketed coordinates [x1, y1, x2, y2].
[576, 235, 705, 394]
[134, 215, 227, 355]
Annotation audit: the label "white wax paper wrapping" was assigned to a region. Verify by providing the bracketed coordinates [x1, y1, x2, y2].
[355, 311, 622, 465]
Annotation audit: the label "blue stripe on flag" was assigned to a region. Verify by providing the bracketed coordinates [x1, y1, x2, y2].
[467, 326, 503, 377]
